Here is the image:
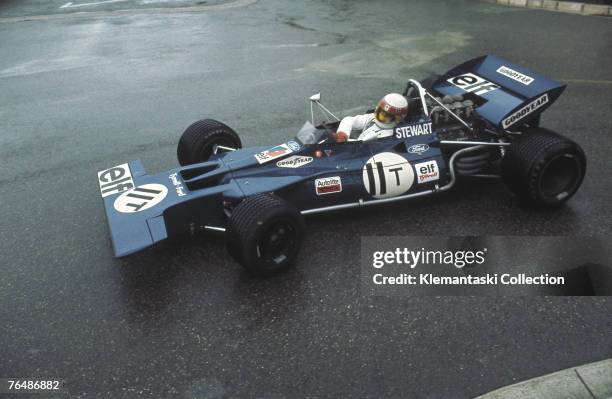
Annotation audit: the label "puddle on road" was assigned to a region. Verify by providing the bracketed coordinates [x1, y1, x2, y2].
[299, 31, 471, 79]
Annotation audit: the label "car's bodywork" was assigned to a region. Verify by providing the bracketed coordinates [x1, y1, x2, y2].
[98, 55, 571, 258]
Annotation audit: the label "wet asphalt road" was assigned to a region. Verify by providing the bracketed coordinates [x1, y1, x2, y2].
[1, 0, 611, 397]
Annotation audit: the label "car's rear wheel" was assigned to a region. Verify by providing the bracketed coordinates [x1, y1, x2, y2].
[226, 194, 304, 276]
[177, 119, 242, 166]
[501, 128, 586, 207]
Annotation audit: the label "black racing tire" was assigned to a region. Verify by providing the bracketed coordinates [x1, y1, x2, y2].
[226, 194, 304, 276]
[501, 128, 586, 207]
[177, 119, 242, 166]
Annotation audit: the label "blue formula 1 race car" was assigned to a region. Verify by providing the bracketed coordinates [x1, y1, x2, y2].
[98, 55, 586, 275]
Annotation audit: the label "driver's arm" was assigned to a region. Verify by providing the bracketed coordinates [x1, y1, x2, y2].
[335, 114, 373, 142]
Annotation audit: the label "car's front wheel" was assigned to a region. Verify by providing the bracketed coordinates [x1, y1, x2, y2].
[226, 194, 304, 276]
[501, 128, 586, 207]
[177, 119, 242, 166]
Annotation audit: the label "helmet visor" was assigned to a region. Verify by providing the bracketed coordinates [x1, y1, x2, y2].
[375, 108, 402, 124]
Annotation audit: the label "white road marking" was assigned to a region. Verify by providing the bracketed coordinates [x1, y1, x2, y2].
[259, 43, 320, 49]
[0, 56, 104, 79]
[0, 0, 256, 23]
[60, 0, 129, 8]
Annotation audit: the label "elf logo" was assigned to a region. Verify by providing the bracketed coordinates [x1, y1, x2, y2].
[447, 73, 499, 96]
[363, 152, 414, 199]
[98, 163, 134, 198]
[114, 184, 168, 213]
[415, 160, 439, 184]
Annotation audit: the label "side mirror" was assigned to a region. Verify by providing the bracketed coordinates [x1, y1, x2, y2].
[309, 93, 340, 126]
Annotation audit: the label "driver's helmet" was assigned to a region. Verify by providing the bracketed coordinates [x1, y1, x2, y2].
[375, 93, 408, 125]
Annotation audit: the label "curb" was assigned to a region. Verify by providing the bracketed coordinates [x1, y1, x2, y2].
[475, 358, 612, 399]
[483, 0, 612, 15]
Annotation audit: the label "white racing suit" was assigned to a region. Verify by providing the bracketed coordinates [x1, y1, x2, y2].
[337, 113, 396, 141]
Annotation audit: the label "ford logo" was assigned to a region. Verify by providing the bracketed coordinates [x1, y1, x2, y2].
[408, 144, 429, 154]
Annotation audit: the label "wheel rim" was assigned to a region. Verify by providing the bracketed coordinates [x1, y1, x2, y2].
[256, 219, 298, 267]
[538, 153, 582, 202]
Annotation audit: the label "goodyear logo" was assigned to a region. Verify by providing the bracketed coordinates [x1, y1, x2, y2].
[502, 94, 549, 129]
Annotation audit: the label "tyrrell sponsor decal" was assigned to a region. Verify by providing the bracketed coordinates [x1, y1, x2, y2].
[496, 66, 534, 86]
[276, 155, 313, 168]
[407, 144, 430, 155]
[315, 176, 342, 195]
[169, 172, 187, 197]
[254, 144, 293, 164]
[415, 160, 439, 184]
[113, 184, 168, 213]
[502, 93, 549, 129]
[395, 122, 433, 139]
[362, 153, 414, 199]
[286, 140, 301, 152]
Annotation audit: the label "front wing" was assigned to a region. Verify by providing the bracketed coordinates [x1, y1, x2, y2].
[97, 159, 237, 257]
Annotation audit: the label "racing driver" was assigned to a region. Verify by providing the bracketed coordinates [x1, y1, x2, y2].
[332, 93, 409, 142]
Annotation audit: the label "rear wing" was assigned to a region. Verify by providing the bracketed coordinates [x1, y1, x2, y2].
[431, 55, 566, 129]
